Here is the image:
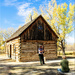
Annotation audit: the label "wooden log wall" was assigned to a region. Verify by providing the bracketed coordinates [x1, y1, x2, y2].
[20, 42, 39, 62]
[43, 41, 57, 60]
[20, 40, 57, 62]
[6, 37, 21, 62]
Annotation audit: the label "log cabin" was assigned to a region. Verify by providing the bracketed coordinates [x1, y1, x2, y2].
[6, 15, 58, 62]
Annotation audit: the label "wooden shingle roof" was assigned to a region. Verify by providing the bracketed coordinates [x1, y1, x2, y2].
[6, 15, 58, 42]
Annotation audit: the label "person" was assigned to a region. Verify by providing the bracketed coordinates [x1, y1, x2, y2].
[57, 55, 70, 73]
[38, 45, 45, 65]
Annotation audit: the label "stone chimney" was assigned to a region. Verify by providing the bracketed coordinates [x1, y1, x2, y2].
[31, 15, 32, 21]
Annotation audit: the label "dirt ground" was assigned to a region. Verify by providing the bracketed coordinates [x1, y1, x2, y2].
[0, 54, 75, 75]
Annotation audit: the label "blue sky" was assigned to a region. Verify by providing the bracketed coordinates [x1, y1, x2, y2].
[0, 0, 75, 44]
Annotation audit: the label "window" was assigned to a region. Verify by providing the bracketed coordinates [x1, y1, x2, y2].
[37, 22, 44, 40]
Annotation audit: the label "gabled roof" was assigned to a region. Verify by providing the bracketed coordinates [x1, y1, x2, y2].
[6, 15, 58, 42]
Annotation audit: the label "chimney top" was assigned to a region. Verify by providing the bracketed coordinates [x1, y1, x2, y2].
[31, 15, 32, 21]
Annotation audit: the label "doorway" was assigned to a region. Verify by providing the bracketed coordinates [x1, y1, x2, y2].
[10, 45, 12, 58]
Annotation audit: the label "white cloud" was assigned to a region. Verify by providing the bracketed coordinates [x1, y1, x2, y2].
[17, 3, 34, 20]
[66, 36, 75, 44]
[4, 0, 17, 6]
[3, 0, 35, 22]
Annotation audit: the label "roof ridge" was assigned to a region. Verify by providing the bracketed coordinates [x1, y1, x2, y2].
[6, 15, 58, 42]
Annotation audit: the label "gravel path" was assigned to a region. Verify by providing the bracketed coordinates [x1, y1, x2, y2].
[0, 54, 75, 75]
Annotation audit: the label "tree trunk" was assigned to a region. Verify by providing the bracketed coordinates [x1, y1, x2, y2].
[61, 40, 65, 55]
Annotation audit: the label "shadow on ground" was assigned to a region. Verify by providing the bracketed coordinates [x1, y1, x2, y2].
[0, 64, 57, 75]
[0, 55, 75, 75]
